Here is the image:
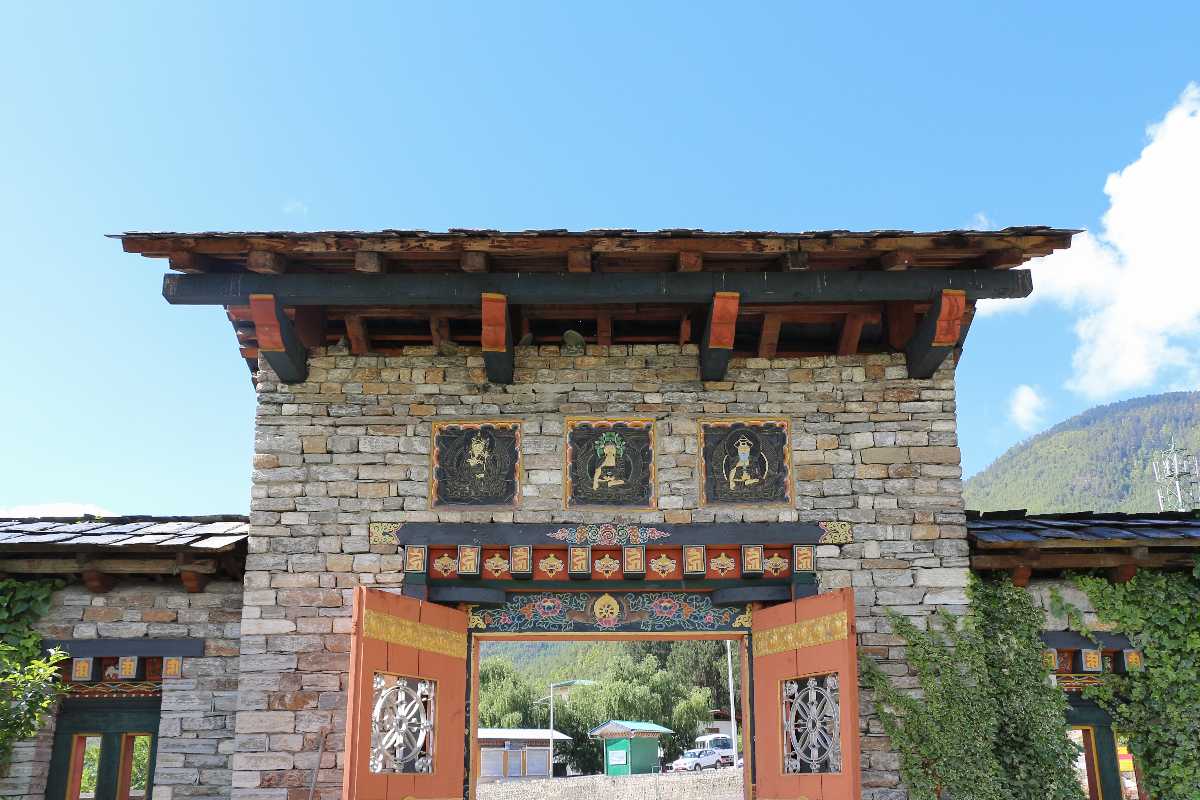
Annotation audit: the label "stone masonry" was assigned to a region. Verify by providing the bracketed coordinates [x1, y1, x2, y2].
[2, 580, 242, 800]
[237, 342, 970, 800]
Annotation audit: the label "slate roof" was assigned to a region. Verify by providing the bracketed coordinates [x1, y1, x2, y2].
[0, 515, 249, 553]
[967, 510, 1200, 546]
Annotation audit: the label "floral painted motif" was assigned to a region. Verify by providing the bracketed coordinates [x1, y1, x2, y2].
[466, 592, 752, 634]
[368, 522, 401, 546]
[432, 554, 457, 577]
[546, 523, 671, 546]
[538, 554, 565, 578]
[818, 521, 853, 544]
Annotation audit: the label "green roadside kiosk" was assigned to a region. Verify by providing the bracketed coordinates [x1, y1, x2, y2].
[588, 720, 674, 776]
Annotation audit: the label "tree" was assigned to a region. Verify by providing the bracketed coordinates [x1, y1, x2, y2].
[861, 575, 1085, 800]
[477, 657, 547, 729]
[0, 645, 67, 772]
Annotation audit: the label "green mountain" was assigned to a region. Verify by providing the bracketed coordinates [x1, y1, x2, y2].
[964, 392, 1200, 514]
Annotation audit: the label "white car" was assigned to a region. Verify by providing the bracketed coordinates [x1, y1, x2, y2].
[670, 748, 721, 771]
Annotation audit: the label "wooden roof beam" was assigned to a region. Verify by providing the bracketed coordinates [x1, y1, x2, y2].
[700, 292, 739, 381]
[249, 294, 308, 382]
[247, 250, 288, 274]
[168, 251, 222, 273]
[880, 250, 915, 271]
[354, 251, 385, 273]
[567, 249, 593, 273]
[164, 269, 1033, 307]
[481, 293, 514, 384]
[461, 251, 488, 273]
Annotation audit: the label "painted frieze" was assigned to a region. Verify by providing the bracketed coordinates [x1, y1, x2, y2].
[564, 418, 655, 509]
[431, 420, 521, 507]
[700, 419, 792, 506]
[467, 592, 753, 633]
[547, 523, 670, 546]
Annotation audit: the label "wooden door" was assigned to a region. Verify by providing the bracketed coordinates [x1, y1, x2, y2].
[45, 699, 160, 800]
[344, 587, 468, 800]
[752, 587, 861, 800]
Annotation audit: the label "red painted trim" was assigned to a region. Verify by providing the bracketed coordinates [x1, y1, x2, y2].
[708, 292, 740, 350]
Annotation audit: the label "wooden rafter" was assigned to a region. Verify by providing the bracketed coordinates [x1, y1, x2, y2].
[567, 249, 593, 273]
[345, 314, 370, 355]
[837, 313, 867, 356]
[354, 251, 384, 273]
[461, 251, 488, 273]
[758, 313, 782, 359]
[247, 250, 287, 274]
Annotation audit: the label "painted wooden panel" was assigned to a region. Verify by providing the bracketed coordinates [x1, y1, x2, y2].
[344, 587, 468, 800]
[752, 587, 861, 800]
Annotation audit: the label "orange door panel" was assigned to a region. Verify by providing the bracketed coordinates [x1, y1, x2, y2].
[345, 587, 468, 800]
[752, 587, 861, 800]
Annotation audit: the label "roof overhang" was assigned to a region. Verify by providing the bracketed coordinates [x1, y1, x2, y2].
[115, 227, 1077, 384]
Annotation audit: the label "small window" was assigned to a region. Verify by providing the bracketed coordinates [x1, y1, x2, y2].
[70, 735, 103, 800]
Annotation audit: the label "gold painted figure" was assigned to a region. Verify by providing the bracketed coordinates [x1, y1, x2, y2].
[592, 432, 627, 490]
[465, 432, 490, 478]
[727, 434, 766, 490]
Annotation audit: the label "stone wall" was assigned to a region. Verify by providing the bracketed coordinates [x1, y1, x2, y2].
[476, 768, 744, 800]
[0, 579, 242, 800]
[239, 343, 969, 800]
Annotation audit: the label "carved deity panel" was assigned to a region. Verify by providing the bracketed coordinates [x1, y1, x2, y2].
[431, 421, 520, 507]
[700, 419, 792, 506]
[564, 418, 655, 509]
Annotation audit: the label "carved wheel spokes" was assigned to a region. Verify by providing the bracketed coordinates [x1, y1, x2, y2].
[370, 676, 435, 773]
[783, 674, 841, 774]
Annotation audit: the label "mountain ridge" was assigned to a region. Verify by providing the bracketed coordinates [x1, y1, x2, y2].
[964, 391, 1200, 514]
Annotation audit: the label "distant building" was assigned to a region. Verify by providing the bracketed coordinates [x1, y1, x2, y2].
[588, 720, 674, 776]
[476, 728, 571, 781]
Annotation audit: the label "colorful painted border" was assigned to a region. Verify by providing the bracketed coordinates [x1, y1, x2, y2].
[467, 592, 752, 634]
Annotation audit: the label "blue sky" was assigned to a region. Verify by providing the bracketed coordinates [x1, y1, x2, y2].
[1, 2, 1198, 515]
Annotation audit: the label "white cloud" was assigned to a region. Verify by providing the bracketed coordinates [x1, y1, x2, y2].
[1008, 384, 1047, 432]
[0, 502, 116, 519]
[978, 83, 1200, 399]
[968, 211, 994, 230]
[282, 199, 309, 216]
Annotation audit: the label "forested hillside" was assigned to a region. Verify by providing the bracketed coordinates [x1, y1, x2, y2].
[964, 392, 1200, 513]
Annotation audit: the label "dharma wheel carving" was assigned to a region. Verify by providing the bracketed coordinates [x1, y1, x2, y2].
[783, 674, 841, 775]
[370, 674, 436, 774]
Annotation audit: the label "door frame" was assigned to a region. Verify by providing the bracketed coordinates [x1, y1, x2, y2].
[45, 697, 161, 800]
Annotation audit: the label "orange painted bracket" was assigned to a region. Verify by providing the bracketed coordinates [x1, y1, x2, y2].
[905, 289, 967, 378]
[481, 293, 514, 384]
[700, 291, 740, 380]
[247, 293, 308, 383]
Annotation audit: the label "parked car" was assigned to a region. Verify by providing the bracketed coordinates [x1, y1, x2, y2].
[695, 734, 736, 766]
[670, 748, 721, 771]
